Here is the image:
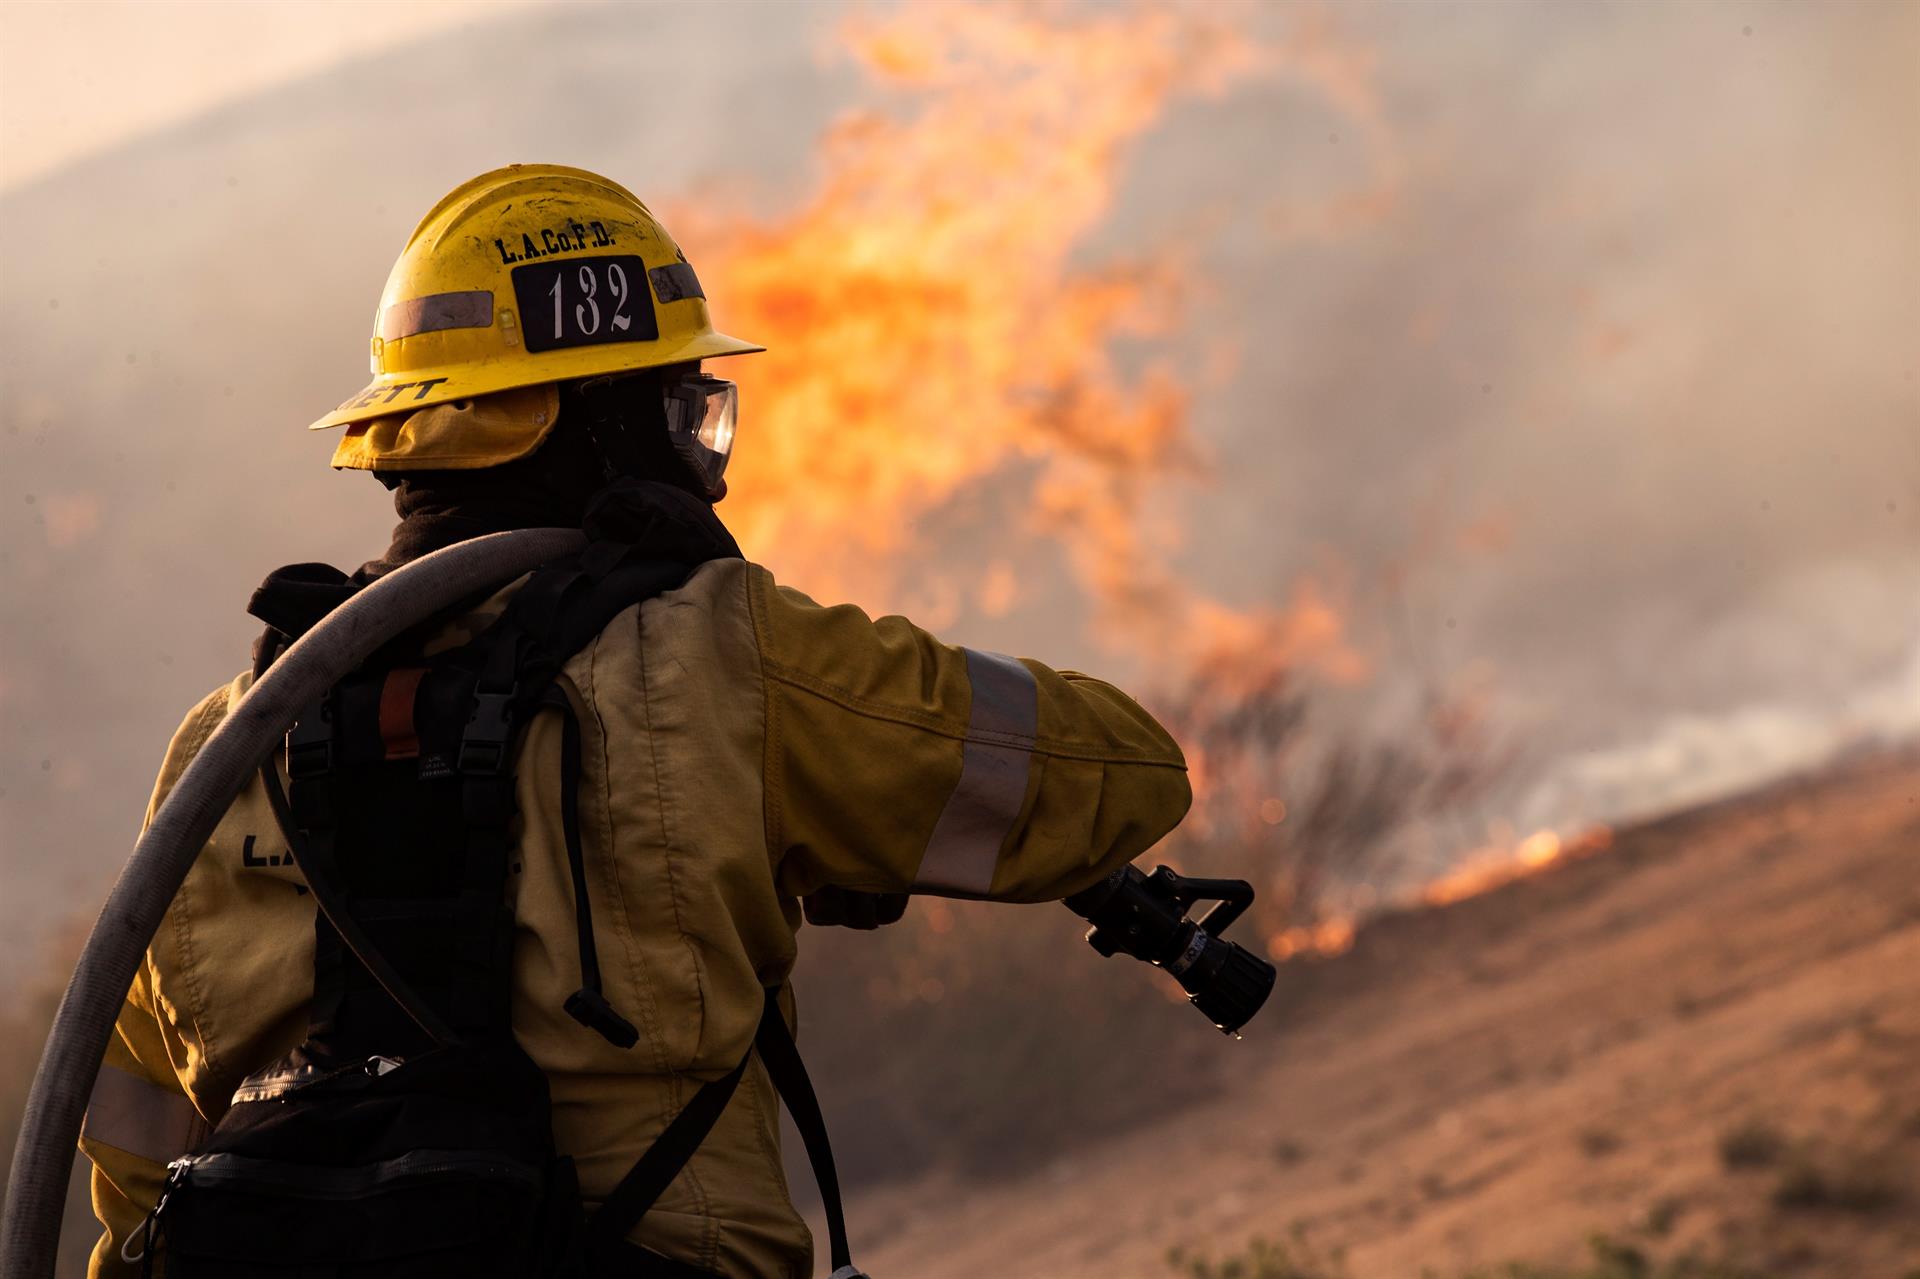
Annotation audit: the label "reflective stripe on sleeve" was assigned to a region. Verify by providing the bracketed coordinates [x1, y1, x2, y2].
[82, 1064, 199, 1165]
[912, 649, 1038, 896]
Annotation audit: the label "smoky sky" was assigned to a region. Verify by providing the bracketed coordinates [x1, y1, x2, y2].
[1, 0, 1915, 969]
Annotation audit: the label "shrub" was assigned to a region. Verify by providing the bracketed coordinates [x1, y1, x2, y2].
[1717, 1120, 1786, 1170]
[1413, 1234, 1776, 1279]
[1638, 1196, 1683, 1238]
[1167, 1233, 1347, 1279]
[1769, 1153, 1899, 1213]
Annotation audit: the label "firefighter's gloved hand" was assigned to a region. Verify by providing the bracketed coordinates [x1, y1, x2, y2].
[803, 887, 909, 930]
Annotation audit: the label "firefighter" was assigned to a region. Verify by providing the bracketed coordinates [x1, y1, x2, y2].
[78, 165, 1191, 1278]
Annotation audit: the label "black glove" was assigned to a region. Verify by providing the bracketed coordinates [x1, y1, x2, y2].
[803, 887, 910, 930]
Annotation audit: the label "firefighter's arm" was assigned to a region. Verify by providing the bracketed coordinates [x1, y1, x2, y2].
[81, 688, 227, 1277]
[747, 566, 1191, 903]
[80, 970, 202, 1279]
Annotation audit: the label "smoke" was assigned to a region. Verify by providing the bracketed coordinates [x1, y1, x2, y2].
[0, 0, 1915, 972]
[1519, 631, 1920, 830]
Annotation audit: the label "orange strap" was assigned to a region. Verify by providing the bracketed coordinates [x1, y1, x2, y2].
[378, 667, 427, 760]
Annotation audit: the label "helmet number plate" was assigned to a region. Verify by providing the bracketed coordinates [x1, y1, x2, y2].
[511, 255, 660, 354]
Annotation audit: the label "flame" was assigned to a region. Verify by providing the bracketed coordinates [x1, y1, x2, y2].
[660, 4, 1598, 984]
[1267, 916, 1356, 962]
[678, 2, 1382, 683]
[1422, 824, 1615, 907]
[1256, 823, 1618, 964]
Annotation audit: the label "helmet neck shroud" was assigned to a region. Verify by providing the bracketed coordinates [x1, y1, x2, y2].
[365, 369, 715, 577]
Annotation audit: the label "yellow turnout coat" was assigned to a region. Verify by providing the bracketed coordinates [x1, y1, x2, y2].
[81, 557, 1191, 1277]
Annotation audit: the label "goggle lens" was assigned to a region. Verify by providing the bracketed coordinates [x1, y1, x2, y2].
[662, 373, 738, 496]
[694, 381, 736, 456]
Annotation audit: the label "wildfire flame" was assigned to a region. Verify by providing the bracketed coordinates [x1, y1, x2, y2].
[1259, 824, 1617, 963]
[1422, 824, 1615, 908]
[1267, 916, 1357, 962]
[679, 2, 1377, 686]
[671, 1, 1607, 982]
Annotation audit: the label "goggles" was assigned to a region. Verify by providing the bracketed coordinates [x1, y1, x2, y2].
[660, 371, 738, 498]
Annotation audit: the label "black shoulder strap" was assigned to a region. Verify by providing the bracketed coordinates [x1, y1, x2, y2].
[754, 989, 861, 1279]
[585, 989, 863, 1278]
[542, 684, 638, 1049]
[247, 562, 359, 640]
[583, 1057, 750, 1265]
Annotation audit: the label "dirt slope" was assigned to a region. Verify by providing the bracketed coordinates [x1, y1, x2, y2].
[847, 751, 1920, 1279]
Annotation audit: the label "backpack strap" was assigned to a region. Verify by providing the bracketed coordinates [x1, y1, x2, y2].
[542, 684, 637, 1048]
[583, 1057, 752, 1265]
[247, 563, 361, 641]
[753, 989, 861, 1279]
[585, 988, 864, 1278]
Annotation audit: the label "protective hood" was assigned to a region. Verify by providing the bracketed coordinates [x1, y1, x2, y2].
[331, 384, 561, 472]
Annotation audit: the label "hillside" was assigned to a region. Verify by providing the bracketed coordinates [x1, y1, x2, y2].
[844, 750, 1920, 1279]
[10, 754, 1917, 1278]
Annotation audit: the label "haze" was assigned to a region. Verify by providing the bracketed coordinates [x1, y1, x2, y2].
[0, 0, 1915, 973]
[0, 0, 549, 191]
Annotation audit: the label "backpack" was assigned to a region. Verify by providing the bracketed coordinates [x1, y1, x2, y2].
[139, 483, 862, 1279]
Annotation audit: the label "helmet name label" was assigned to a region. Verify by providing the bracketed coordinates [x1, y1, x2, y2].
[511, 255, 660, 354]
[493, 220, 617, 265]
[335, 377, 452, 412]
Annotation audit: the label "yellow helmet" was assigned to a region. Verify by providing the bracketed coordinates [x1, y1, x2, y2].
[308, 164, 761, 451]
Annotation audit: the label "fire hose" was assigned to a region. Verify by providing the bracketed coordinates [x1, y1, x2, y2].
[0, 528, 588, 1279]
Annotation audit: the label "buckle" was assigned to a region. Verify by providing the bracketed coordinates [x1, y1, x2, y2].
[458, 685, 517, 774]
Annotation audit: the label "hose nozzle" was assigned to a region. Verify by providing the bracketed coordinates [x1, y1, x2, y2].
[1064, 865, 1277, 1035]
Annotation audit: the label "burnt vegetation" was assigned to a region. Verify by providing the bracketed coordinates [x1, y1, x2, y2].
[1166, 1233, 1789, 1279]
[1168, 1233, 1799, 1279]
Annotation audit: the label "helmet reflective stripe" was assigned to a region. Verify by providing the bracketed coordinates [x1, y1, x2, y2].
[648, 262, 704, 303]
[379, 291, 494, 342]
